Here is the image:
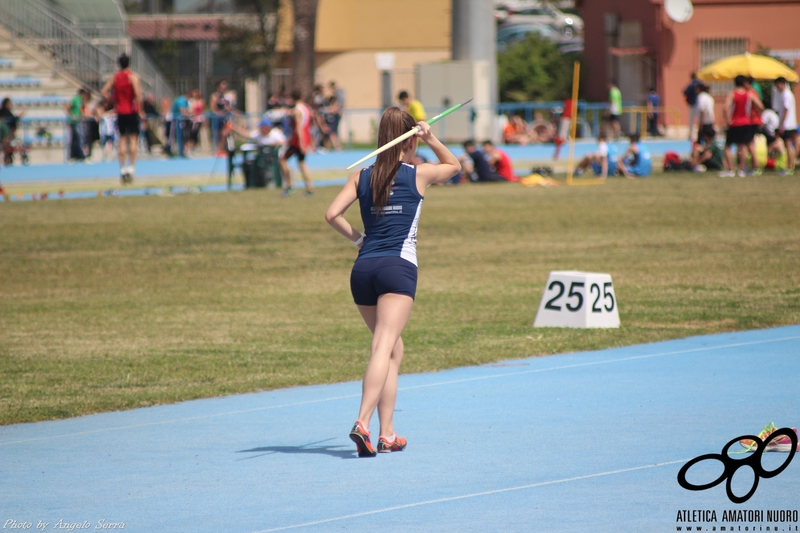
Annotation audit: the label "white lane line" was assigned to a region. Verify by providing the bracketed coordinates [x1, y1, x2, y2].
[2, 334, 798, 445]
[248, 458, 692, 533]
[0, 393, 360, 446]
[399, 335, 800, 391]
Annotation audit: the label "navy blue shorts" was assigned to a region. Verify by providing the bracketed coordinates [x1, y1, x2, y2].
[350, 256, 418, 306]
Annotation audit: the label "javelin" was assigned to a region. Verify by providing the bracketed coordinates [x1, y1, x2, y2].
[346, 97, 473, 170]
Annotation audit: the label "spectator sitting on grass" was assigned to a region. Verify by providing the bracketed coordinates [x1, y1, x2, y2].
[761, 107, 786, 165]
[459, 140, 505, 182]
[691, 128, 725, 173]
[617, 133, 650, 179]
[482, 140, 517, 181]
[575, 132, 613, 178]
[503, 115, 533, 145]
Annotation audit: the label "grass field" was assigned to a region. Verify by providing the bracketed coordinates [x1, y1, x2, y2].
[2, 175, 799, 425]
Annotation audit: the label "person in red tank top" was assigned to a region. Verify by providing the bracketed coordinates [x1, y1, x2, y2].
[721, 75, 763, 177]
[744, 77, 765, 170]
[101, 54, 143, 184]
[278, 89, 314, 196]
[482, 140, 517, 182]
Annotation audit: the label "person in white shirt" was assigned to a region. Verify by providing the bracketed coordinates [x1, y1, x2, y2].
[696, 83, 716, 143]
[250, 117, 286, 146]
[772, 77, 798, 175]
[760, 108, 784, 157]
[229, 116, 286, 148]
[575, 132, 612, 178]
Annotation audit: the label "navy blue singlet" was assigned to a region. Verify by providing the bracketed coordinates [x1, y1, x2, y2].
[356, 162, 424, 267]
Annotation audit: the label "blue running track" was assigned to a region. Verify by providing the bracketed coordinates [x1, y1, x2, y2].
[1, 139, 691, 184]
[2, 326, 798, 532]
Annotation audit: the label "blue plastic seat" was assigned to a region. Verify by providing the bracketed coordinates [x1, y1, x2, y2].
[0, 78, 42, 88]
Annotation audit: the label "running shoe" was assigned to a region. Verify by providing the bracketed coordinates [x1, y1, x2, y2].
[718, 170, 735, 178]
[739, 422, 800, 452]
[349, 420, 377, 457]
[280, 187, 296, 197]
[377, 433, 407, 453]
[304, 190, 315, 197]
[736, 169, 746, 178]
[777, 169, 795, 176]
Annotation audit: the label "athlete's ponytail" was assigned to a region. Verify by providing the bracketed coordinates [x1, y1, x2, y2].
[372, 107, 417, 211]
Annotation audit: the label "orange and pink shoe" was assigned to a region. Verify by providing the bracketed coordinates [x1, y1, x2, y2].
[377, 433, 407, 453]
[739, 422, 799, 452]
[349, 420, 377, 457]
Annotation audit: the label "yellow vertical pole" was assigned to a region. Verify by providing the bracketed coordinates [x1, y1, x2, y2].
[566, 61, 580, 186]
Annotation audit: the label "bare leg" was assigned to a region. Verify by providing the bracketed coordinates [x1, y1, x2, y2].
[355, 294, 413, 436]
[617, 160, 633, 179]
[748, 141, 759, 169]
[356, 303, 406, 438]
[128, 133, 138, 170]
[279, 159, 293, 190]
[737, 146, 747, 172]
[787, 136, 798, 171]
[298, 161, 314, 192]
[330, 132, 342, 151]
[118, 134, 128, 172]
[723, 146, 734, 171]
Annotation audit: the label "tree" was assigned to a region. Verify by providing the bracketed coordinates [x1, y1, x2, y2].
[154, 20, 180, 81]
[497, 34, 580, 102]
[218, 0, 281, 89]
[291, 0, 318, 100]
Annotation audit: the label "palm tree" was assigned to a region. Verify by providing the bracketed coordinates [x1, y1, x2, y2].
[292, 0, 318, 100]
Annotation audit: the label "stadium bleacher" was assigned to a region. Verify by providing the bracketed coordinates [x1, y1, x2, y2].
[0, 32, 83, 156]
[0, 77, 42, 88]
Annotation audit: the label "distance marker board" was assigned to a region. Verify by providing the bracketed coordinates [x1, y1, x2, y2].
[533, 271, 620, 328]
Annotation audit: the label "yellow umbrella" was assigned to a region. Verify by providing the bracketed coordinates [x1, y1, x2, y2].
[697, 52, 799, 82]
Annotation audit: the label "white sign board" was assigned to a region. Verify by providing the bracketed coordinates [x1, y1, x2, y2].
[375, 53, 396, 71]
[534, 271, 620, 329]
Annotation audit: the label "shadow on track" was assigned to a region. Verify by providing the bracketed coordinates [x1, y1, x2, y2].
[236, 438, 357, 460]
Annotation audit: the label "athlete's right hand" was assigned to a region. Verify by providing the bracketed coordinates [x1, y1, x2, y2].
[415, 121, 432, 142]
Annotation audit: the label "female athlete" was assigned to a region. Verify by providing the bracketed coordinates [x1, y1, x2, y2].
[325, 107, 460, 457]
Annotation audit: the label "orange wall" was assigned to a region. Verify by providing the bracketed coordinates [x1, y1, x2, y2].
[277, 0, 451, 53]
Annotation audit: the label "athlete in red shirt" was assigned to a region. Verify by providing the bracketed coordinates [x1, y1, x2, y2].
[278, 89, 315, 196]
[721, 75, 762, 177]
[101, 54, 143, 184]
[482, 140, 517, 181]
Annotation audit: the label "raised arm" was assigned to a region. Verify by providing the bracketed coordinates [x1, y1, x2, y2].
[100, 76, 114, 101]
[750, 91, 764, 113]
[325, 172, 364, 246]
[414, 121, 461, 188]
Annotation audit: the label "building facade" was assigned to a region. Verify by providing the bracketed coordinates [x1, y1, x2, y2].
[577, 0, 800, 132]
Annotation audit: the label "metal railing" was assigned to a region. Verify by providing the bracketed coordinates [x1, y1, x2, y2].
[83, 25, 175, 102]
[0, 0, 173, 102]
